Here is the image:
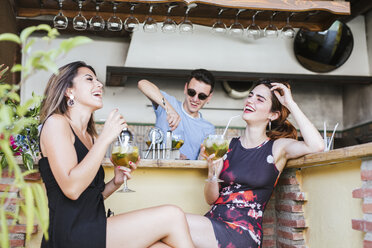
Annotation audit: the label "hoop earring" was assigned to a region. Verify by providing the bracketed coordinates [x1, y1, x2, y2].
[67, 95, 75, 107]
[268, 119, 272, 131]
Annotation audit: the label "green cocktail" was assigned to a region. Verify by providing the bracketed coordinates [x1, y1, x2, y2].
[204, 135, 229, 160]
[110, 141, 139, 193]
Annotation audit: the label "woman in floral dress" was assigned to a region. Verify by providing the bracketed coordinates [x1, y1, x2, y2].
[186, 80, 324, 248]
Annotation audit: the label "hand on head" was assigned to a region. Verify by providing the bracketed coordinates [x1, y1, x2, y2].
[270, 82, 294, 108]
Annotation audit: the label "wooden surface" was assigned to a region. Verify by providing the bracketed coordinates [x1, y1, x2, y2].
[102, 157, 208, 168]
[7, 142, 372, 170]
[99, 142, 372, 169]
[286, 142, 372, 168]
[15, 0, 350, 31]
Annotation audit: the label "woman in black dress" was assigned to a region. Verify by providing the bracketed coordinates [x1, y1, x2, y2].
[186, 80, 324, 248]
[39, 61, 195, 248]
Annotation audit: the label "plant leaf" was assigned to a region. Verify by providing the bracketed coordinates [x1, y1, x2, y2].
[22, 153, 34, 170]
[20, 26, 37, 44]
[22, 185, 34, 241]
[11, 64, 23, 73]
[59, 36, 92, 53]
[0, 207, 10, 248]
[32, 184, 49, 240]
[0, 33, 21, 44]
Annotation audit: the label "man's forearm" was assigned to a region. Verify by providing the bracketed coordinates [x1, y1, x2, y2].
[137, 79, 164, 107]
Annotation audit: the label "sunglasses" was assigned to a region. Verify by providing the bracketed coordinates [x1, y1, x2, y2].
[187, 88, 210, 101]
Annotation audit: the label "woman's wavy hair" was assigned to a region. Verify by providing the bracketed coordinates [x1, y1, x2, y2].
[251, 79, 297, 140]
[39, 61, 97, 137]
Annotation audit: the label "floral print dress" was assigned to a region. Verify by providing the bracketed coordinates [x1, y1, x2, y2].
[205, 138, 279, 248]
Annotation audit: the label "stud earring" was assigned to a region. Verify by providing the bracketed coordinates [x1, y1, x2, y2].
[67, 95, 75, 107]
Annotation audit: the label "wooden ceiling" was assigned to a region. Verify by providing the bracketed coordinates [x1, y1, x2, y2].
[10, 0, 367, 37]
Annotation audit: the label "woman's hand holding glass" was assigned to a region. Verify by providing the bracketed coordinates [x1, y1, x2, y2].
[113, 156, 139, 188]
[200, 144, 224, 183]
[110, 140, 139, 193]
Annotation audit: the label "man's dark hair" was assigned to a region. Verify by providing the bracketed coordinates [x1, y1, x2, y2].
[188, 69, 215, 93]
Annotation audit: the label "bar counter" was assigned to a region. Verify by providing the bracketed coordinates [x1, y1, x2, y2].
[3, 142, 372, 248]
[100, 142, 372, 169]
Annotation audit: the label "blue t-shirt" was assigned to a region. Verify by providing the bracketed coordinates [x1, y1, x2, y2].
[154, 91, 215, 160]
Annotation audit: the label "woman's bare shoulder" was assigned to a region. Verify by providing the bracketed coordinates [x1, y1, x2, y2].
[42, 114, 70, 136]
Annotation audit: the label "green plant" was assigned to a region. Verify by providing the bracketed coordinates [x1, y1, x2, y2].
[0, 25, 92, 248]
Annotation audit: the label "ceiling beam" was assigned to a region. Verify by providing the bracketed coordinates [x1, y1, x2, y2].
[341, 0, 372, 23]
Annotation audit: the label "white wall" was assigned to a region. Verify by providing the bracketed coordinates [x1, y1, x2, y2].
[21, 35, 129, 105]
[125, 16, 369, 76]
[341, 12, 372, 128]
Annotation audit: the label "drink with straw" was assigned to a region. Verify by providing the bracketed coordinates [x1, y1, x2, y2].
[204, 135, 229, 160]
[110, 138, 138, 193]
[111, 145, 139, 167]
[203, 134, 229, 183]
[203, 115, 240, 182]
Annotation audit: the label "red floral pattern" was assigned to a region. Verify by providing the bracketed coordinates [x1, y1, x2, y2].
[205, 138, 279, 248]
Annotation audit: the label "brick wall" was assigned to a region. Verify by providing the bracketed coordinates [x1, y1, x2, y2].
[352, 158, 372, 248]
[1, 170, 39, 248]
[275, 169, 307, 248]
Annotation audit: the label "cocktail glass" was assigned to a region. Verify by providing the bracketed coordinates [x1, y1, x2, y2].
[110, 140, 139, 193]
[172, 134, 184, 150]
[203, 134, 229, 182]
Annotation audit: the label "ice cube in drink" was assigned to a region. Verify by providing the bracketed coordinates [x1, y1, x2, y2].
[111, 145, 139, 167]
[203, 135, 229, 160]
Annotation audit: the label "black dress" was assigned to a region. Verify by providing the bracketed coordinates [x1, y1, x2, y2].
[205, 138, 279, 248]
[39, 127, 106, 248]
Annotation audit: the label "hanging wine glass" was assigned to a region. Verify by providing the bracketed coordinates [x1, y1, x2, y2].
[161, 4, 177, 34]
[143, 5, 157, 33]
[124, 3, 140, 32]
[281, 13, 296, 39]
[179, 3, 197, 34]
[53, 0, 68, 29]
[211, 8, 227, 35]
[247, 11, 262, 39]
[107, 2, 123, 31]
[73, 0, 87, 31]
[264, 11, 279, 38]
[89, 0, 105, 31]
[228, 9, 245, 37]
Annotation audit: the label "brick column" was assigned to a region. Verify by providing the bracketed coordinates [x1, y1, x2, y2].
[352, 158, 372, 248]
[263, 195, 277, 248]
[275, 168, 307, 248]
[1, 169, 40, 248]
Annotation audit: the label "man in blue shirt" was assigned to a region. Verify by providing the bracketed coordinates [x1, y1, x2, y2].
[138, 69, 215, 160]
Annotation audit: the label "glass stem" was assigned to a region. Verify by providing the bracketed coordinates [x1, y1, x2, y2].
[123, 175, 128, 189]
[212, 164, 217, 179]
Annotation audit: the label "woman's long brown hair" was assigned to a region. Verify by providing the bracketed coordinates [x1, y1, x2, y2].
[251, 80, 298, 140]
[39, 61, 97, 137]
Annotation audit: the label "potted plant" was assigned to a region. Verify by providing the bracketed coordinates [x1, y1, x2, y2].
[0, 25, 91, 247]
